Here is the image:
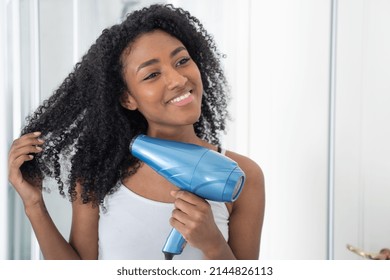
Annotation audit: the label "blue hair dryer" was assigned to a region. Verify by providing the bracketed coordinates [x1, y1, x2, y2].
[129, 134, 246, 260]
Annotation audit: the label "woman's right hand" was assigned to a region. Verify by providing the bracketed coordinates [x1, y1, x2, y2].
[8, 131, 45, 209]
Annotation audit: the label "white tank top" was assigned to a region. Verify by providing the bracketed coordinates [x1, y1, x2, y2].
[98, 148, 230, 260]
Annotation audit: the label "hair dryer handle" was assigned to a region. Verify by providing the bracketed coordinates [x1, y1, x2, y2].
[162, 228, 186, 258]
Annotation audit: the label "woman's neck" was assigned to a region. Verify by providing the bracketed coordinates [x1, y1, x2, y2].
[146, 126, 214, 149]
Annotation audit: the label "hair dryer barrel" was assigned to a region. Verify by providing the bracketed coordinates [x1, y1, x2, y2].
[129, 134, 245, 202]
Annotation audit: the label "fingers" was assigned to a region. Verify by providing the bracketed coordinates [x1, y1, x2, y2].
[11, 131, 45, 150]
[11, 144, 43, 160]
[170, 190, 206, 206]
[170, 190, 210, 215]
[8, 131, 45, 176]
[10, 133, 45, 153]
[169, 190, 212, 229]
[11, 154, 34, 168]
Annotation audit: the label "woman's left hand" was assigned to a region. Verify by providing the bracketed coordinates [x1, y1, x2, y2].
[169, 190, 226, 256]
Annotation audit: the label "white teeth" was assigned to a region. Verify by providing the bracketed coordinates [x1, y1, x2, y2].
[169, 92, 191, 103]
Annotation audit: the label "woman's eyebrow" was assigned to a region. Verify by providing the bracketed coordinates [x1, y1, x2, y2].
[136, 46, 187, 73]
[170, 46, 186, 58]
[137, 59, 159, 73]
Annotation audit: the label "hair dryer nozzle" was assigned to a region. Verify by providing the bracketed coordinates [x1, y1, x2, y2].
[227, 167, 245, 201]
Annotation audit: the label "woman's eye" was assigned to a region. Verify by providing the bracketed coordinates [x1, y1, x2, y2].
[143, 72, 159, 80]
[176, 57, 190, 66]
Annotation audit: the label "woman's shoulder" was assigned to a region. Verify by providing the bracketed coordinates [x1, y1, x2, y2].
[224, 150, 264, 181]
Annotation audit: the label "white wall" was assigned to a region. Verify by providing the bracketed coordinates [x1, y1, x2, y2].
[249, 0, 331, 259]
[334, 0, 390, 259]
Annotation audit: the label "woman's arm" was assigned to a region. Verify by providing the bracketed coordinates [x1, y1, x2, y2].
[227, 151, 265, 260]
[8, 132, 99, 260]
[25, 183, 99, 260]
[24, 200, 82, 259]
[68, 183, 99, 259]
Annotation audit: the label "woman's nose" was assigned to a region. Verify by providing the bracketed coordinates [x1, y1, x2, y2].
[166, 68, 188, 90]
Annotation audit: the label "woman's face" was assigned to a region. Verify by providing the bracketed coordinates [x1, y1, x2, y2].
[121, 30, 203, 136]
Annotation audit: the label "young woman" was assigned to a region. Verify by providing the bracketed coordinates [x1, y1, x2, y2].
[8, 4, 265, 260]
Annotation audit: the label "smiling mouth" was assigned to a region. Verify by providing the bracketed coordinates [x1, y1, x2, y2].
[168, 90, 193, 104]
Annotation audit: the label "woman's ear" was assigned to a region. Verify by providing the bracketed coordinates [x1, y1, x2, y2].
[120, 91, 138, 110]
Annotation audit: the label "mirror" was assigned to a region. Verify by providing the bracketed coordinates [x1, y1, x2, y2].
[2, 0, 389, 260]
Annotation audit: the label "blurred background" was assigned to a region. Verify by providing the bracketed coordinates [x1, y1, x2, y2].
[1, 0, 389, 260]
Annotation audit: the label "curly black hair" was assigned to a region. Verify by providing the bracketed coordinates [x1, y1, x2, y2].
[20, 4, 230, 206]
